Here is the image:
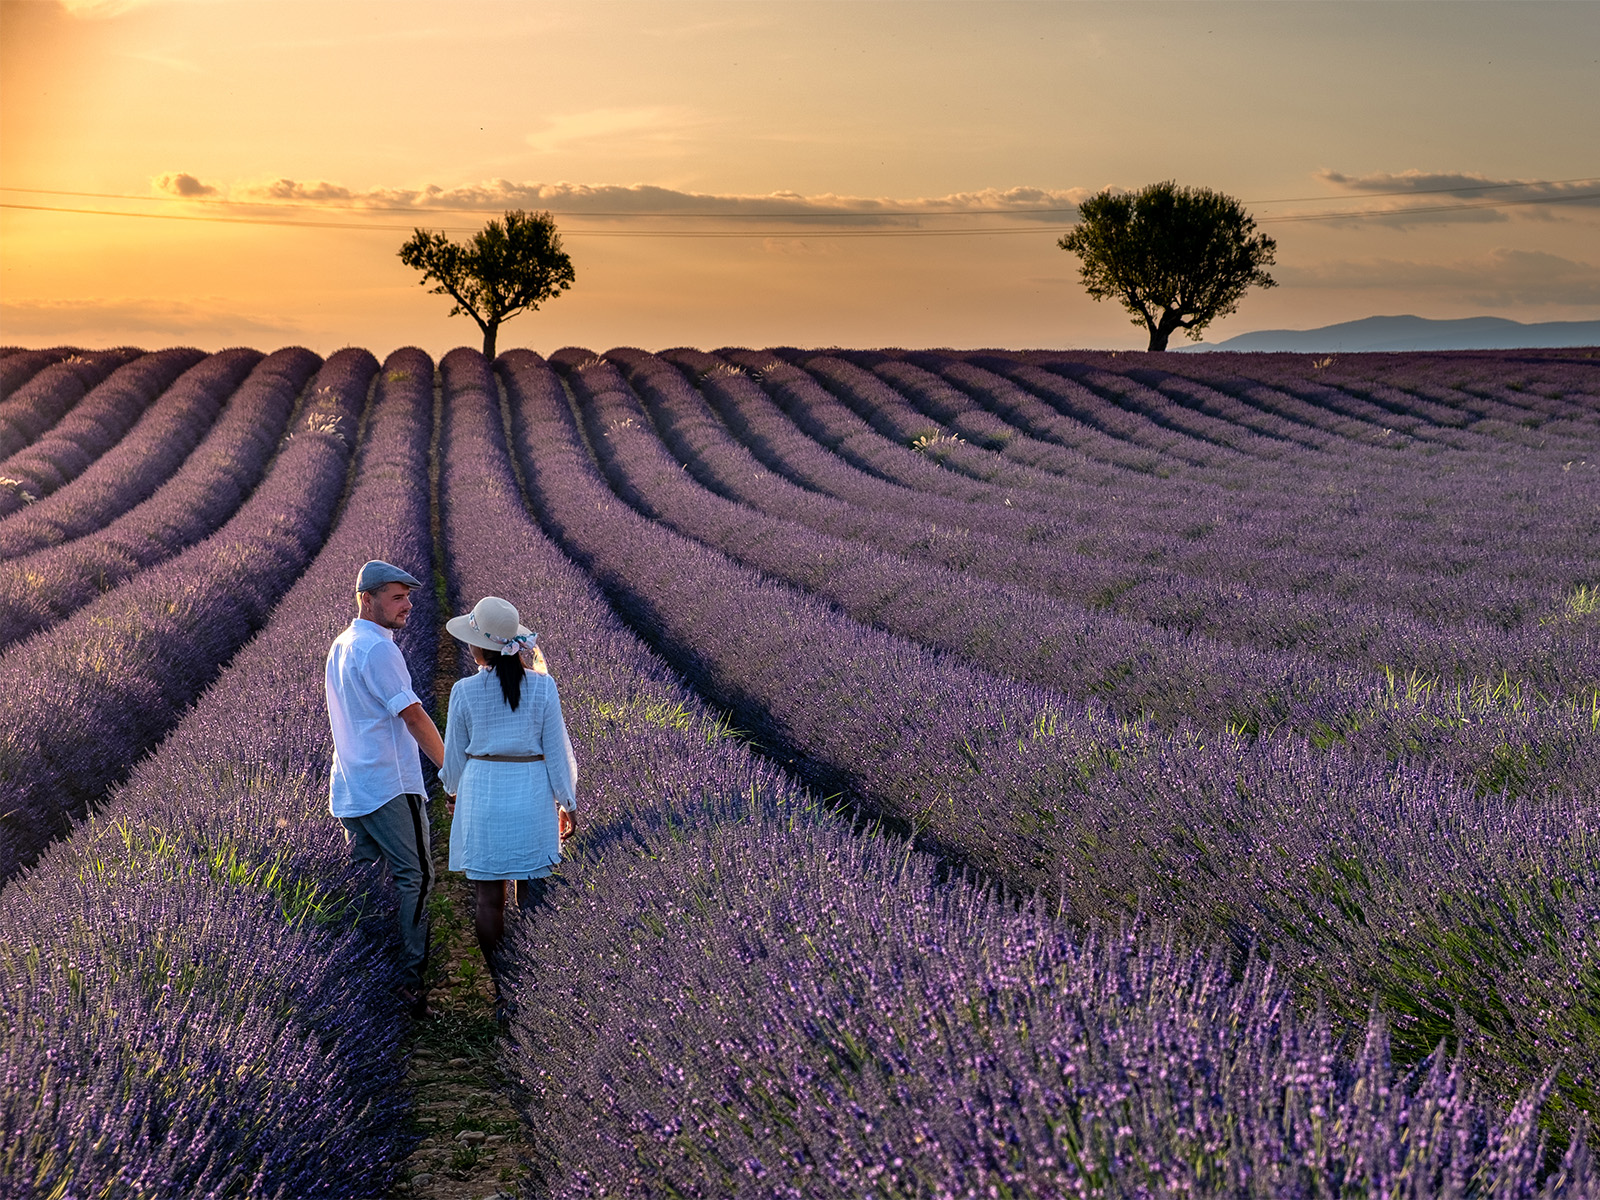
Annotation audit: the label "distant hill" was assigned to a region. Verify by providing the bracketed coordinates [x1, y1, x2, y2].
[1179, 315, 1600, 352]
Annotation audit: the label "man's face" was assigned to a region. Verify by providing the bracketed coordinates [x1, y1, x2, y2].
[360, 582, 413, 630]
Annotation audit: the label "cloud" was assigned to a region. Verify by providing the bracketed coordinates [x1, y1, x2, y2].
[760, 238, 842, 257]
[224, 177, 1088, 228]
[123, 49, 205, 74]
[1307, 168, 1600, 225]
[1281, 248, 1600, 307]
[57, 0, 154, 16]
[151, 171, 218, 198]
[0, 297, 303, 340]
[251, 178, 355, 202]
[525, 107, 703, 155]
[1318, 169, 1597, 200]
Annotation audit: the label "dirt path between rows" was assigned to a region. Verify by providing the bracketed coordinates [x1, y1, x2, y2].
[386, 793, 528, 1200]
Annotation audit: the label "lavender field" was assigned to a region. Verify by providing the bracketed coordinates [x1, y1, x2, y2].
[1, 341, 1598, 1198]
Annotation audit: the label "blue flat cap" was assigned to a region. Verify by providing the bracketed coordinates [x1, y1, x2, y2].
[356, 559, 423, 592]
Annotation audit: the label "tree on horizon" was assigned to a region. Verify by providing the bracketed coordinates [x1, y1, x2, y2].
[1059, 182, 1276, 351]
[399, 210, 575, 358]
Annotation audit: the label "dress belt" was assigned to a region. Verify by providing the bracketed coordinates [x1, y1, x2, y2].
[466, 753, 545, 762]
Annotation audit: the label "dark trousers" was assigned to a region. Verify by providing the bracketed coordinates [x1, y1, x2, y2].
[341, 792, 433, 989]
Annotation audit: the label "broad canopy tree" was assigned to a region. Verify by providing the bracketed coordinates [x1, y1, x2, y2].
[1058, 182, 1276, 351]
[399, 209, 575, 358]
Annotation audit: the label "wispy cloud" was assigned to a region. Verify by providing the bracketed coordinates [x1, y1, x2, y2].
[1282, 248, 1600, 306]
[524, 107, 705, 156]
[0, 297, 303, 339]
[1306, 169, 1600, 226]
[209, 177, 1089, 227]
[248, 12, 585, 52]
[1318, 169, 1598, 200]
[760, 237, 843, 258]
[57, 0, 155, 17]
[122, 48, 205, 73]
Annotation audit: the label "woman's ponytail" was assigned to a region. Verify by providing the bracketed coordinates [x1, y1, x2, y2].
[490, 649, 524, 710]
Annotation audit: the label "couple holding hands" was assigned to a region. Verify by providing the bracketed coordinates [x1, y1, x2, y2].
[324, 560, 577, 1018]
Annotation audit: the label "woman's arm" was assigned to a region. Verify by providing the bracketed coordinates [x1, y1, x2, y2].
[440, 683, 468, 796]
[541, 675, 579, 814]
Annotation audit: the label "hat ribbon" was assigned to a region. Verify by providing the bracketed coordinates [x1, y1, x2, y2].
[469, 612, 536, 655]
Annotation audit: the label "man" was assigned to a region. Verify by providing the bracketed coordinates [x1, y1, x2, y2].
[325, 560, 445, 1018]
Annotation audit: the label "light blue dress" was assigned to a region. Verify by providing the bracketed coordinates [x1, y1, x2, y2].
[441, 667, 578, 881]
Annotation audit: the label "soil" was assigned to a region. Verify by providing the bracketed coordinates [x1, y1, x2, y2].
[386, 792, 528, 1200]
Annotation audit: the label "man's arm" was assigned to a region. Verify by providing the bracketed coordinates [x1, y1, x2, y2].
[399, 702, 445, 769]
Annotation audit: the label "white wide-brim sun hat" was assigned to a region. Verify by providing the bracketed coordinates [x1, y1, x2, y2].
[445, 595, 537, 655]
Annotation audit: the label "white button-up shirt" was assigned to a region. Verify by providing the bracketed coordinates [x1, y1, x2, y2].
[325, 618, 425, 819]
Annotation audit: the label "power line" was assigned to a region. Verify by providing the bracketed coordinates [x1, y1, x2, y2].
[3, 187, 1598, 237]
[0, 201, 1076, 237]
[2, 175, 1597, 219]
[0, 201, 460, 232]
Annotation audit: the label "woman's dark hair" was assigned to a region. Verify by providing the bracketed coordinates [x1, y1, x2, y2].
[488, 649, 524, 710]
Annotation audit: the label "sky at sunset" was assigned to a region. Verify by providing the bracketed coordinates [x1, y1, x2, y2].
[2, 0, 1598, 355]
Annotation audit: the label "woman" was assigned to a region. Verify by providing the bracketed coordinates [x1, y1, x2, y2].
[441, 595, 578, 976]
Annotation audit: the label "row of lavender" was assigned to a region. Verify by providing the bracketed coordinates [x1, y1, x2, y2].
[0, 348, 350, 883]
[0, 348, 311, 650]
[1, 340, 1590, 1191]
[0, 346, 85, 401]
[0, 347, 263, 560]
[681, 348, 1591, 717]
[768, 346, 1594, 565]
[728, 346, 1600, 784]
[433, 348, 1596, 1196]
[713, 348, 1598, 667]
[0, 348, 142, 463]
[502, 347, 1598, 1136]
[0, 348, 202, 516]
[599, 348, 1595, 796]
[0, 349, 435, 1196]
[1001, 348, 1598, 601]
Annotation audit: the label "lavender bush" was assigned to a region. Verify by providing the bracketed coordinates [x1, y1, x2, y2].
[0, 347, 263, 559]
[717, 346, 1081, 520]
[892, 350, 1591, 605]
[591, 349, 1599, 795]
[957, 350, 1590, 584]
[0, 348, 206, 517]
[802, 349, 1292, 488]
[0, 347, 435, 1197]
[693, 349, 1600, 689]
[0, 348, 141, 462]
[0, 347, 76, 400]
[0, 347, 314, 650]
[499, 348, 1600, 1128]
[431, 347, 1596, 1196]
[0, 341, 1592, 1193]
[0, 349, 369, 884]
[509, 814, 1594, 1199]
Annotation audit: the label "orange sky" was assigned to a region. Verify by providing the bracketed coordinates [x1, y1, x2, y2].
[2, 0, 1598, 354]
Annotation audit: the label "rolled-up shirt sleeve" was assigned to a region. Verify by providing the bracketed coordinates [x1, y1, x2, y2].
[542, 677, 579, 812]
[367, 639, 422, 717]
[441, 682, 468, 795]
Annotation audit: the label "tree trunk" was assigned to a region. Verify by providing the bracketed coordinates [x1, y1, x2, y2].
[1148, 308, 1187, 351]
[481, 323, 498, 360]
